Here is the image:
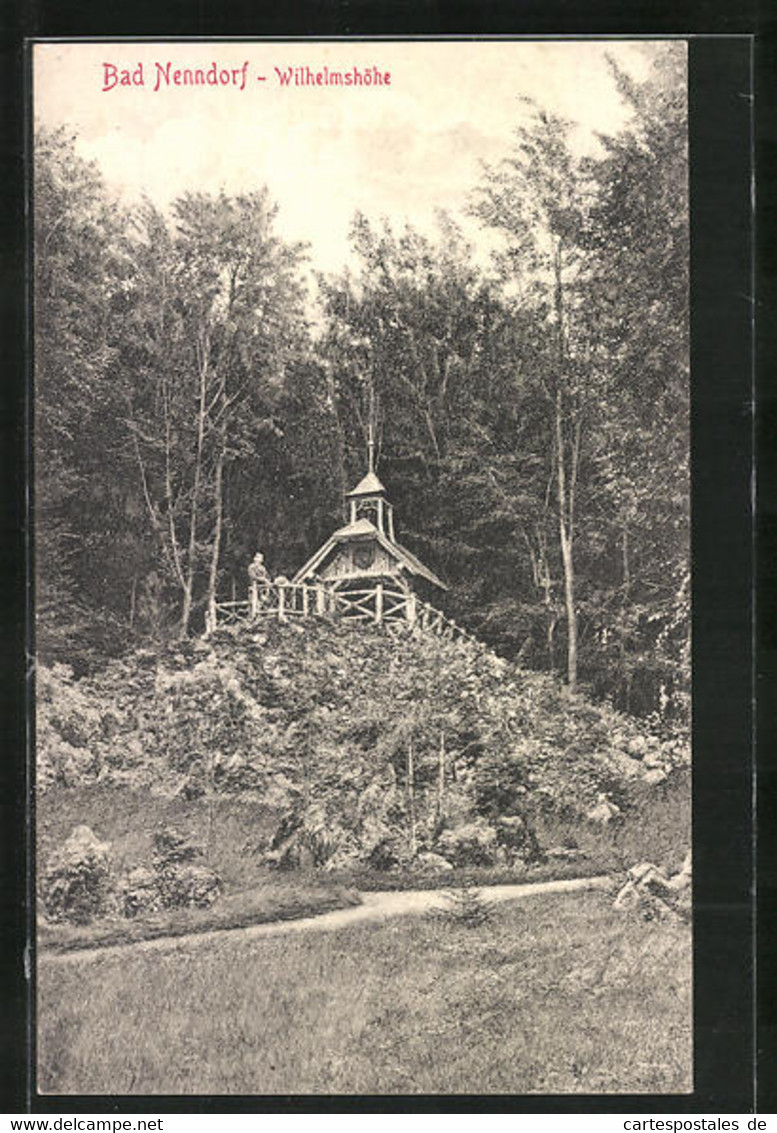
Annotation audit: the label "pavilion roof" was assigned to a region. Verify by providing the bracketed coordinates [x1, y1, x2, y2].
[346, 471, 386, 497]
[292, 518, 447, 590]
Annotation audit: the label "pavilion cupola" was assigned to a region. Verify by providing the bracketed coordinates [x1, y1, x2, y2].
[346, 431, 395, 541]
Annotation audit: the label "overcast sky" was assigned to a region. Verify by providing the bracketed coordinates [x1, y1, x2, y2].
[34, 40, 681, 275]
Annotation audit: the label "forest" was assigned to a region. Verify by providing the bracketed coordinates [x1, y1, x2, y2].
[34, 49, 689, 725]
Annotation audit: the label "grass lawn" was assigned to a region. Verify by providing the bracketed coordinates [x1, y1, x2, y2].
[38, 889, 692, 1095]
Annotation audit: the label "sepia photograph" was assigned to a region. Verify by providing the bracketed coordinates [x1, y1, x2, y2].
[32, 39, 692, 1097]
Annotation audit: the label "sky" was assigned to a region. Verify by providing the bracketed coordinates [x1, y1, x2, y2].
[33, 40, 681, 276]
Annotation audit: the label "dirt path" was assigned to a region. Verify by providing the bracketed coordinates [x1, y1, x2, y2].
[41, 875, 613, 966]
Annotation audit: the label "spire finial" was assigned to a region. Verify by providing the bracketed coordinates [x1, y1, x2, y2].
[367, 421, 375, 475]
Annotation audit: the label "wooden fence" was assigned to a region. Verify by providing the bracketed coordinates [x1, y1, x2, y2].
[205, 580, 482, 649]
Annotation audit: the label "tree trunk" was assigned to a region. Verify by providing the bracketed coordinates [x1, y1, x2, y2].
[206, 445, 225, 619]
[621, 524, 631, 711]
[407, 735, 417, 857]
[554, 388, 578, 692]
[437, 730, 446, 825]
[559, 520, 577, 691]
[180, 333, 210, 637]
[552, 238, 579, 693]
[129, 575, 137, 629]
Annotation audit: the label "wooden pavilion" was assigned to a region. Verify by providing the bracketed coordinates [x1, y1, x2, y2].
[292, 443, 446, 603]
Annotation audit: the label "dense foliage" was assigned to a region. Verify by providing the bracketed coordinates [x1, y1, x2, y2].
[37, 619, 690, 874]
[34, 50, 688, 720]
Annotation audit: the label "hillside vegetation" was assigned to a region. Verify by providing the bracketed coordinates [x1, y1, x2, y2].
[38, 618, 690, 893]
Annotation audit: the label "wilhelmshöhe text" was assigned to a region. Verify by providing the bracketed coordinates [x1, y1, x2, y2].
[100, 62, 393, 92]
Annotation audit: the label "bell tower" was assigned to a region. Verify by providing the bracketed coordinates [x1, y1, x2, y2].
[346, 424, 395, 540]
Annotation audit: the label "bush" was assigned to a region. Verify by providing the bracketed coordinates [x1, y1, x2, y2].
[41, 825, 114, 924]
[365, 835, 411, 872]
[148, 826, 222, 909]
[435, 887, 494, 928]
[152, 827, 203, 868]
[266, 803, 344, 869]
[495, 814, 544, 862]
[437, 819, 498, 867]
[118, 867, 163, 918]
[156, 863, 222, 909]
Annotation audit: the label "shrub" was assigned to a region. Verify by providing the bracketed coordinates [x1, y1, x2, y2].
[435, 887, 494, 928]
[41, 825, 114, 924]
[365, 836, 406, 872]
[152, 828, 202, 868]
[437, 819, 498, 867]
[118, 867, 163, 918]
[495, 814, 544, 862]
[156, 863, 222, 909]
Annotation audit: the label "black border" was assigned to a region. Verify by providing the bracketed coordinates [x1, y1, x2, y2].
[1, 12, 758, 1116]
[755, 9, 777, 1120]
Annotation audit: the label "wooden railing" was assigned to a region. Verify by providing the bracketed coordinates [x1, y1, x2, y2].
[205, 580, 483, 650]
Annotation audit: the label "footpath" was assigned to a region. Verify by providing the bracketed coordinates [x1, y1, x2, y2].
[40, 874, 613, 965]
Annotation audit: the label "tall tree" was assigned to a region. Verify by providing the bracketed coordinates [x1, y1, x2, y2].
[582, 45, 689, 717]
[120, 191, 309, 635]
[472, 105, 590, 690]
[34, 127, 131, 664]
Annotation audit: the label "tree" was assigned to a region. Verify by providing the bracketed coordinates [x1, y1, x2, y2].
[582, 46, 689, 718]
[119, 191, 309, 635]
[34, 127, 131, 664]
[318, 214, 549, 653]
[472, 104, 591, 690]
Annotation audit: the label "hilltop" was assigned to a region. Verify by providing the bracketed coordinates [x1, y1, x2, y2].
[37, 618, 690, 886]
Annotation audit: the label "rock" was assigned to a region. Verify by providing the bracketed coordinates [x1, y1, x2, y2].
[643, 768, 668, 786]
[100, 712, 120, 739]
[41, 825, 114, 924]
[666, 851, 692, 892]
[643, 751, 665, 769]
[612, 880, 641, 911]
[628, 860, 663, 883]
[626, 735, 649, 759]
[60, 742, 101, 787]
[496, 814, 525, 834]
[610, 750, 642, 778]
[546, 846, 583, 861]
[267, 804, 343, 870]
[587, 793, 621, 824]
[321, 841, 364, 872]
[413, 851, 454, 872]
[614, 858, 691, 924]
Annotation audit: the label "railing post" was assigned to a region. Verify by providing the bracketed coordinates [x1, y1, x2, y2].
[407, 592, 417, 627]
[375, 581, 384, 624]
[249, 580, 258, 619]
[302, 586, 310, 618]
[316, 585, 325, 616]
[277, 584, 286, 621]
